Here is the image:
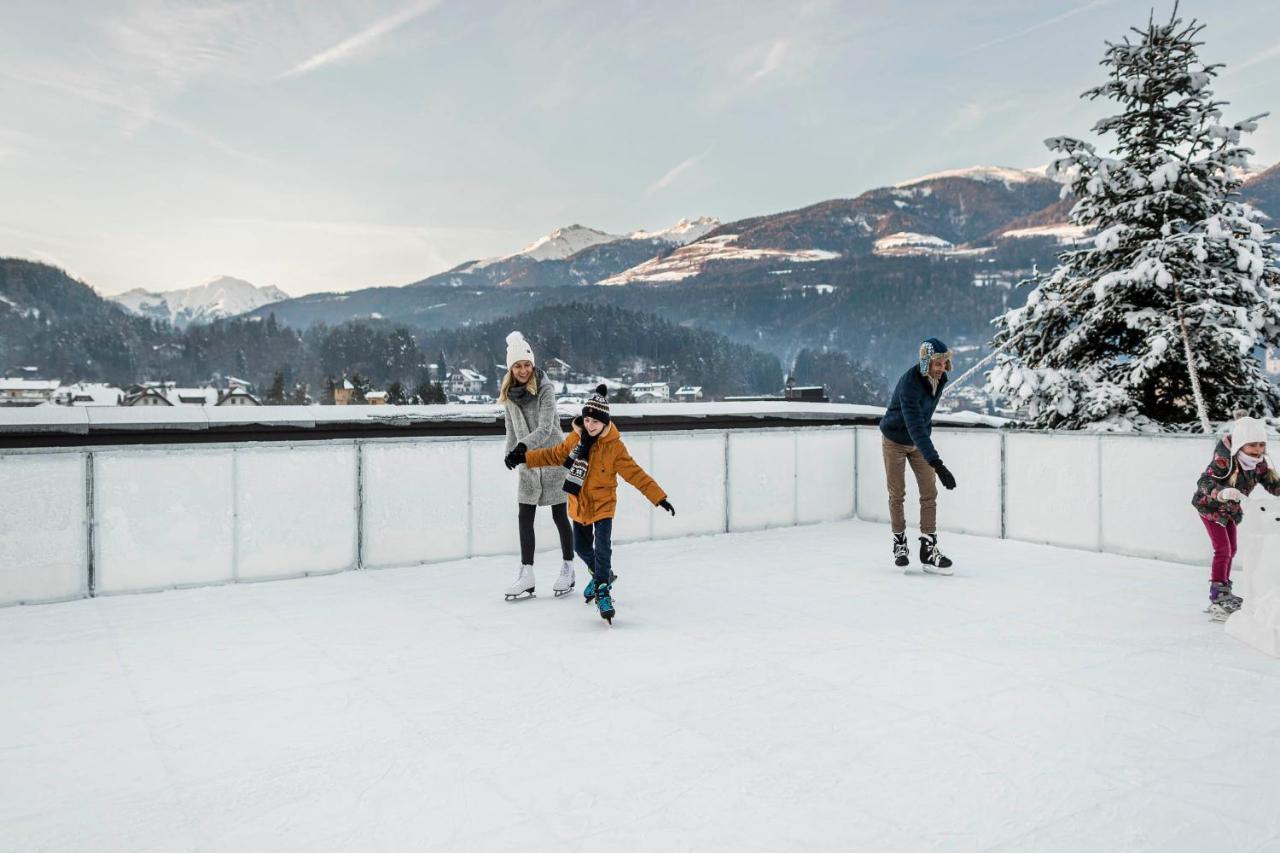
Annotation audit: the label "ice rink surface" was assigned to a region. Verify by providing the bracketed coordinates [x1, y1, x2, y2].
[3, 519, 1279, 852]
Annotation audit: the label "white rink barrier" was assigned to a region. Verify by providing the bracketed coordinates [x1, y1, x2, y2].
[0, 425, 1215, 605]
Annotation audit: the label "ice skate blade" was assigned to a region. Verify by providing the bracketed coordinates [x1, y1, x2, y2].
[553, 586, 575, 598]
[504, 590, 535, 601]
[922, 565, 953, 576]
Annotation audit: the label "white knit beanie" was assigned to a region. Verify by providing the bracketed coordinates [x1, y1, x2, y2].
[1230, 413, 1268, 452]
[505, 331, 535, 369]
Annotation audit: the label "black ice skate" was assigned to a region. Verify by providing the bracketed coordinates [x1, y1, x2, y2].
[893, 533, 909, 569]
[919, 534, 953, 576]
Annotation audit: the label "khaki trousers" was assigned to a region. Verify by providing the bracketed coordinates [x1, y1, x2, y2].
[882, 435, 938, 535]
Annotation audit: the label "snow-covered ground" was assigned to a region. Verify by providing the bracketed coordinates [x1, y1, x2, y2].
[596, 235, 841, 285]
[894, 165, 1048, 189]
[1000, 223, 1091, 243]
[3, 519, 1278, 851]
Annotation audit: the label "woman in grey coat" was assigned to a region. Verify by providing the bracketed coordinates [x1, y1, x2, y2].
[500, 331, 575, 600]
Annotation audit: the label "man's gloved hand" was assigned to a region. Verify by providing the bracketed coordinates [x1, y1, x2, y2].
[659, 499, 675, 516]
[929, 458, 957, 490]
[504, 443, 527, 470]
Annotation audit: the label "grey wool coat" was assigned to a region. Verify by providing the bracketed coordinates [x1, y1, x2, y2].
[503, 370, 568, 506]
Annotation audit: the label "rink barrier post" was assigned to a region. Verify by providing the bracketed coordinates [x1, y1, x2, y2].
[85, 450, 96, 597]
[466, 438, 475, 558]
[792, 431, 800, 526]
[998, 432, 1007, 541]
[722, 431, 731, 533]
[851, 427, 859, 521]
[355, 440, 366, 569]
[231, 448, 241, 581]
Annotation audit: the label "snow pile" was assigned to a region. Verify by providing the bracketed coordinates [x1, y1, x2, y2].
[597, 235, 840, 285]
[894, 165, 1046, 189]
[873, 232, 955, 256]
[111, 276, 289, 329]
[629, 216, 721, 245]
[1226, 495, 1280, 656]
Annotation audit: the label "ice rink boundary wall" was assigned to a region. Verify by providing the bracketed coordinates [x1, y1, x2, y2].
[0, 422, 1211, 606]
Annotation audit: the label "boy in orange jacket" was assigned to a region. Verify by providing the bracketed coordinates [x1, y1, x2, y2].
[506, 385, 674, 623]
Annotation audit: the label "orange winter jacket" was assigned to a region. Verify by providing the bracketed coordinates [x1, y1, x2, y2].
[524, 422, 666, 524]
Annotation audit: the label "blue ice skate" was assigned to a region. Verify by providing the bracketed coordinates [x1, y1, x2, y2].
[583, 571, 617, 604]
[595, 582, 615, 624]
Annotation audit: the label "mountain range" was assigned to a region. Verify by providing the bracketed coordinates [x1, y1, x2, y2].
[5, 162, 1276, 392]
[111, 275, 289, 329]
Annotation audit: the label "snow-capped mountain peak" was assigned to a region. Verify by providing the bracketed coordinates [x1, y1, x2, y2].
[471, 224, 623, 269]
[629, 216, 721, 245]
[516, 224, 622, 261]
[110, 275, 289, 329]
[894, 165, 1047, 189]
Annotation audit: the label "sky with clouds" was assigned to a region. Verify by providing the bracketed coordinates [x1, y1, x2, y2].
[1, 0, 1277, 297]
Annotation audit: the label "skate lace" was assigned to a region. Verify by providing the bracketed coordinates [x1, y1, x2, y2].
[510, 565, 528, 585]
[893, 539, 908, 556]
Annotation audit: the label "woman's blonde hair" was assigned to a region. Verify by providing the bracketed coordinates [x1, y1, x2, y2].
[498, 365, 538, 403]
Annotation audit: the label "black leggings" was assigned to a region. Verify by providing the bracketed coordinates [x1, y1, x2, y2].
[518, 503, 574, 565]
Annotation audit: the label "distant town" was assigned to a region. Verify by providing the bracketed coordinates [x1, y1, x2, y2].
[0, 356, 859, 410]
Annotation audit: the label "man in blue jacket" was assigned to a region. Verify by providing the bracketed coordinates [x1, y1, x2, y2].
[879, 337, 958, 574]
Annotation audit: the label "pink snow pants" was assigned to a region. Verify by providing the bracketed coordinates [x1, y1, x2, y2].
[1200, 516, 1238, 584]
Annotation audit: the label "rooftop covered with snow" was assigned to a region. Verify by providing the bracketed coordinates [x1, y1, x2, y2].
[4, 519, 1278, 850]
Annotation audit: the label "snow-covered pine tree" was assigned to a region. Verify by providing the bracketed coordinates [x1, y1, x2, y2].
[986, 9, 1280, 431]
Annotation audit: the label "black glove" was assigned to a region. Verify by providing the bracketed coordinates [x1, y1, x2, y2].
[929, 458, 956, 490]
[504, 443, 527, 470]
[659, 499, 675, 516]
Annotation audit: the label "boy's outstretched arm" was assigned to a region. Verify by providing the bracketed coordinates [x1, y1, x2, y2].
[615, 444, 667, 506]
[525, 431, 579, 469]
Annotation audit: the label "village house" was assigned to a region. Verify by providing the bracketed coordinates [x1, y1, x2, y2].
[0, 378, 62, 407]
[630, 381, 671, 403]
[674, 386, 704, 403]
[445, 367, 487, 396]
[53, 383, 123, 407]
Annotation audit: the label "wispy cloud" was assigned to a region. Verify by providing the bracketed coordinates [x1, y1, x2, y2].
[0, 66, 266, 164]
[1228, 42, 1280, 74]
[957, 0, 1115, 57]
[746, 39, 790, 84]
[0, 2, 274, 161]
[645, 150, 710, 197]
[284, 0, 442, 79]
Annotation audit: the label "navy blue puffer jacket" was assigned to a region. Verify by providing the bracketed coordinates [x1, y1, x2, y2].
[879, 365, 947, 464]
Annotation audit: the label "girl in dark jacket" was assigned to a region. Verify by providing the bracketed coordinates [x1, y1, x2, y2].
[1192, 413, 1280, 620]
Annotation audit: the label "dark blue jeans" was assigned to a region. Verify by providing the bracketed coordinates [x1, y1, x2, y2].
[572, 518, 613, 586]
